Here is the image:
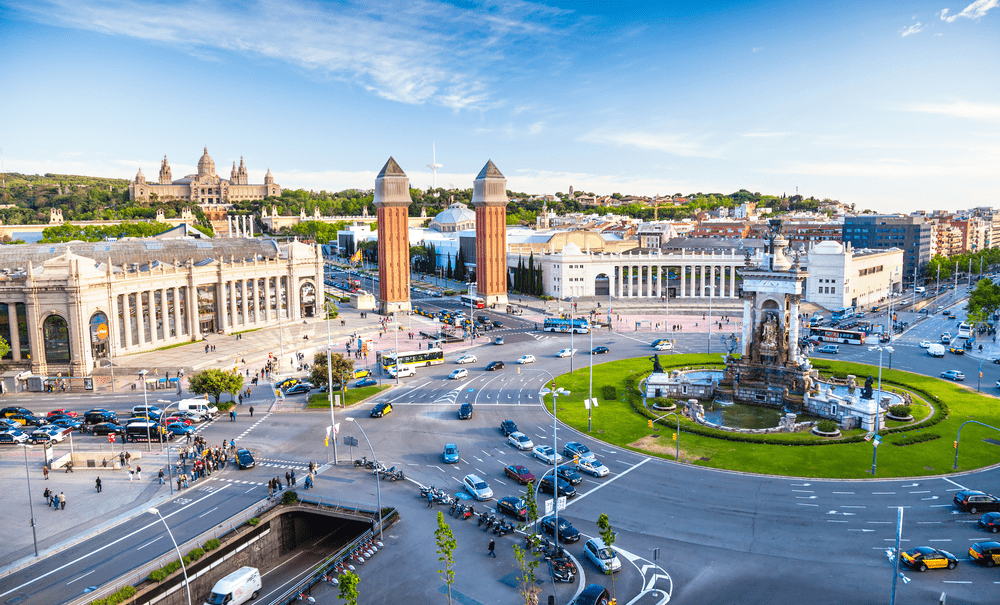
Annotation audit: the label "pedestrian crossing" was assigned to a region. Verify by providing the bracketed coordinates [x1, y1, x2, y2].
[432, 388, 462, 404]
[255, 457, 311, 471]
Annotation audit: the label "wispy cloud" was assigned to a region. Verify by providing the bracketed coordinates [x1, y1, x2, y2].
[742, 131, 791, 138]
[899, 22, 926, 37]
[940, 0, 999, 22]
[578, 130, 721, 158]
[769, 157, 998, 179]
[9, 0, 573, 110]
[904, 100, 1000, 122]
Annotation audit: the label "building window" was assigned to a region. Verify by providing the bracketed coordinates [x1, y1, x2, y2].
[43, 315, 71, 364]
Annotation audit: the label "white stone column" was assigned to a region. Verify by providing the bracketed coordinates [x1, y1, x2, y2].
[172, 287, 181, 338]
[656, 267, 662, 299]
[742, 298, 752, 356]
[227, 216, 232, 238]
[136, 291, 146, 346]
[158, 288, 167, 340]
[229, 281, 238, 331]
[679, 266, 686, 298]
[241, 279, 250, 326]
[123, 295, 133, 348]
[690, 264, 696, 296]
[265, 277, 273, 322]
[789, 299, 800, 364]
[249, 219, 254, 238]
[8, 306, 20, 361]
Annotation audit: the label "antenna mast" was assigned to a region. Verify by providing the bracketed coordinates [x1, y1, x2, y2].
[426, 143, 443, 190]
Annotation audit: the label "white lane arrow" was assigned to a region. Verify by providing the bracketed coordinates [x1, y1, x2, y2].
[921, 496, 939, 501]
[791, 483, 812, 486]
[796, 495, 817, 499]
[645, 573, 671, 591]
[902, 483, 919, 488]
[848, 528, 875, 532]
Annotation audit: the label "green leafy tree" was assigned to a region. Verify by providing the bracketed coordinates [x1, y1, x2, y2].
[967, 278, 1000, 322]
[189, 369, 242, 404]
[337, 569, 359, 605]
[597, 513, 617, 599]
[435, 512, 457, 604]
[512, 479, 541, 605]
[0, 336, 10, 362]
[224, 371, 245, 402]
[310, 352, 355, 403]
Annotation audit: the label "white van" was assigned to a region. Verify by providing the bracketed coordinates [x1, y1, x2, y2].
[178, 398, 219, 419]
[927, 343, 946, 358]
[204, 566, 261, 605]
[387, 364, 415, 378]
[915, 286, 926, 294]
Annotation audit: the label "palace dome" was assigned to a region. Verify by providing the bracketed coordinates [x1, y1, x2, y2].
[197, 147, 216, 177]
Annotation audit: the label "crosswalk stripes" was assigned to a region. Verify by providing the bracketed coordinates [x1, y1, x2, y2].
[432, 387, 462, 405]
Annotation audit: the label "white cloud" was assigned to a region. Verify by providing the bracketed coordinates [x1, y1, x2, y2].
[899, 22, 926, 37]
[940, 0, 999, 22]
[904, 100, 1000, 122]
[10, 0, 573, 110]
[578, 130, 721, 158]
[768, 158, 998, 179]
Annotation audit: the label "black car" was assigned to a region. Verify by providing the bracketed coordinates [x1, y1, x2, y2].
[496, 496, 527, 521]
[954, 490, 1000, 513]
[979, 512, 1000, 533]
[284, 383, 312, 395]
[370, 402, 392, 418]
[500, 419, 518, 436]
[90, 422, 124, 436]
[236, 448, 255, 469]
[492, 320, 503, 328]
[539, 474, 577, 498]
[591, 346, 609, 355]
[85, 411, 117, 425]
[540, 515, 580, 543]
[1, 406, 34, 418]
[548, 466, 583, 486]
[458, 403, 473, 419]
[571, 584, 611, 605]
[486, 361, 505, 371]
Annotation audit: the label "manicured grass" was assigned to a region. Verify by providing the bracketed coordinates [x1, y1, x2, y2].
[307, 384, 391, 408]
[550, 354, 1000, 478]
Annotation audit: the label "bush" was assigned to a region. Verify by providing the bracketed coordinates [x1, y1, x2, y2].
[186, 547, 205, 562]
[888, 405, 912, 417]
[90, 585, 136, 605]
[652, 397, 669, 407]
[816, 420, 838, 433]
[282, 490, 299, 505]
[148, 560, 182, 582]
[339, 297, 350, 303]
[890, 433, 940, 447]
[601, 385, 616, 400]
[203, 538, 220, 551]
[247, 517, 260, 526]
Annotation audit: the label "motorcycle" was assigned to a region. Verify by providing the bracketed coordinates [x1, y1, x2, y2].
[477, 512, 489, 527]
[548, 557, 577, 583]
[461, 504, 475, 520]
[354, 456, 369, 468]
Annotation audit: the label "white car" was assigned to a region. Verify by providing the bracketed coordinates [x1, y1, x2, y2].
[448, 368, 469, 380]
[584, 538, 621, 574]
[918, 341, 932, 349]
[456, 354, 477, 364]
[508, 432, 534, 450]
[532, 445, 563, 465]
[0, 429, 29, 444]
[462, 474, 494, 501]
[577, 459, 610, 477]
[654, 342, 673, 351]
[517, 355, 536, 364]
[556, 348, 577, 358]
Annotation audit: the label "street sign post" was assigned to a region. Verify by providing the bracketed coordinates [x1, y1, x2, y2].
[109, 434, 115, 443]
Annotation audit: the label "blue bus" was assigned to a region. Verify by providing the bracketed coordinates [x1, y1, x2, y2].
[543, 318, 590, 334]
[831, 307, 855, 321]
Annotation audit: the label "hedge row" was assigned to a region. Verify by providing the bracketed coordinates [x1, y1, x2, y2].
[890, 433, 941, 447]
[147, 538, 220, 582]
[90, 586, 136, 605]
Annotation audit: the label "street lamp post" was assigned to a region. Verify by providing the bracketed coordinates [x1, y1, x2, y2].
[326, 303, 338, 465]
[147, 508, 192, 605]
[20, 444, 38, 557]
[346, 417, 382, 541]
[539, 381, 570, 545]
[867, 344, 893, 476]
[650, 411, 681, 461]
[139, 370, 152, 452]
[588, 322, 594, 432]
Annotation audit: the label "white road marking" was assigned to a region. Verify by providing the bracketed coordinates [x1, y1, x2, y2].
[827, 520, 848, 523]
[941, 477, 968, 490]
[832, 491, 855, 495]
[909, 491, 931, 494]
[917, 521, 942, 524]
[841, 505, 866, 509]
[66, 569, 98, 584]
[791, 489, 814, 493]
[872, 492, 896, 495]
[797, 503, 819, 507]
[928, 539, 952, 542]
[136, 536, 164, 550]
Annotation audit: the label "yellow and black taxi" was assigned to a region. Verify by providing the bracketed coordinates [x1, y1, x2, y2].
[370, 402, 392, 418]
[899, 546, 958, 571]
[968, 541, 1000, 567]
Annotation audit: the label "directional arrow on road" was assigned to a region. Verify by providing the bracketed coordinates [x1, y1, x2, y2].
[796, 496, 817, 499]
[791, 483, 812, 486]
[902, 483, 920, 488]
[848, 529, 875, 532]
[645, 574, 671, 591]
[921, 496, 939, 500]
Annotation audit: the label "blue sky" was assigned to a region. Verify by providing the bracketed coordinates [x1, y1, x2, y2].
[1, 0, 997, 213]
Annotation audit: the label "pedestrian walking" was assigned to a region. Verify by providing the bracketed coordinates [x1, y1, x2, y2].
[239, 394, 243, 405]
[249, 406, 254, 417]
[136, 465, 142, 480]
[59, 492, 66, 510]
[290, 469, 296, 486]
[53, 493, 60, 509]
[125, 451, 131, 464]
[43, 487, 51, 503]
[128, 465, 134, 481]
[427, 491, 434, 508]
[230, 409, 236, 422]
[285, 471, 291, 487]
[158, 469, 164, 484]
[43, 465, 49, 480]
[119, 451, 125, 467]
[96, 477, 102, 493]
[488, 539, 496, 557]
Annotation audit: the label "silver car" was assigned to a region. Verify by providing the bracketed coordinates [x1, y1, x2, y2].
[462, 474, 493, 501]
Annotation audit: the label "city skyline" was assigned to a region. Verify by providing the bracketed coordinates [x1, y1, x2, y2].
[1, 0, 997, 212]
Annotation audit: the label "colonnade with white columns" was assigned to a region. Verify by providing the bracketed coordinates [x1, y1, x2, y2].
[610, 254, 748, 299]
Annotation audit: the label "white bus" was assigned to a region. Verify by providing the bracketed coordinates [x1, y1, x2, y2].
[957, 322, 972, 339]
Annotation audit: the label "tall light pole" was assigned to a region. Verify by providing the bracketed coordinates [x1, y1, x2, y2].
[867, 344, 893, 476]
[346, 417, 382, 541]
[326, 300, 338, 465]
[139, 370, 151, 451]
[706, 281, 714, 354]
[588, 323, 594, 432]
[147, 508, 192, 605]
[20, 444, 38, 557]
[539, 381, 570, 545]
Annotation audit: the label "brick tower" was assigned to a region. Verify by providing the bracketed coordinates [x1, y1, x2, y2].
[373, 157, 412, 314]
[472, 160, 509, 307]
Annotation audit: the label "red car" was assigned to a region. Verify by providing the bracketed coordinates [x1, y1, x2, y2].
[47, 409, 78, 418]
[164, 416, 193, 426]
[504, 464, 535, 485]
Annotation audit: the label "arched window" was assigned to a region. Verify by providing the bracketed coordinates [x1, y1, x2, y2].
[43, 315, 71, 364]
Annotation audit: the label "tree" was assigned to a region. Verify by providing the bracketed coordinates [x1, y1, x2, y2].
[435, 512, 457, 604]
[337, 569, 359, 605]
[0, 336, 10, 363]
[189, 369, 243, 404]
[455, 246, 467, 282]
[224, 371, 245, 402]
[512, 541, 541, 605]
[310, 352, 355, 402]
[597, 513, 617, 599]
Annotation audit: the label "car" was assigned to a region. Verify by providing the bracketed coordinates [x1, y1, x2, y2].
[516, 355, 535, 364]
[948, 345, 965, 355]
[941, 333, 952, 344]
[90, 422, 124, 436]
[556, 348, 577, 358]
[571, 584, 611, 605]
[577, 459, 611, 477]
[284, 382, 313, 395]
[49, 418, 83, 430]
[533, 445, 563, 465]
[584, 537, 622, 574]
[979, 512, 1000, 533]
[919, 340, 932, 349]
[166, 422, 195, 436]
[486, 360, 505, 371]
[370, 402, 392, 418]
[539, 474, 577, 497]
[458, 403, 473, 419]
[448, 368, 469, 380]
[276, 378, 299, 390]
[462, 474, 493, 501]
[507, 432, 534, 450]
[8, 414, 47, 427]
[500, 419, 518, 436]
[563, 442, 597, 463]
[131, 405, 162, 418]
[899, 546, 958, 572]
[547, 466, 583, 486]
[442, 443, 460, 464]
[0, 431, 29, 445]
[126, 416, 155, 426]
[496, 496, 528, 521]
[540, 515, 580, 543]
[456, 354, 477, 364]
[492, 320, 503, 328]
[177, 411, 206, 423]
[47, 409, 78, 418]
[29, 430, 54, 444]
[355, 377, 377, 388]
[591, 346, 609, 355]
[84, 410, 118, 425]
[494, 337, 504, 345]
[856, 312, 866, 318]
[654, 342, 674, 351]
[940, 370, 965, 381]
[816, 345, 839, 354]
[236, 448, 255, 469]
[504, 464, 535, 485]
[969, 541, 1000, 567]
[954, 490, 1000, 513]
[164, 416, 193, 426]
[1, 406, 34, 419]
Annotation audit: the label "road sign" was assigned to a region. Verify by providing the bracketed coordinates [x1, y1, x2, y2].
[343, 436, 359, 447]
[109, 434, 115, 443]
[864, 431, 875, 442]
[873, 435, 882, 447]
[557, 496, 567, 511]
[544, 499, 554, 516]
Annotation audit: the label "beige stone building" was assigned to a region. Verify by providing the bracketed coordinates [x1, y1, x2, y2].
[0, 237, 321, 376]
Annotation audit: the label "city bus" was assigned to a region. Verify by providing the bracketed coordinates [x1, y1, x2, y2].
[831, 307, 855, 322]
[957, 322, 972, 339]
[378, 348, 445, 371]
[543, 318, 591, 334]
[809, 327, 866, 345]
[460, 295, 485, 309]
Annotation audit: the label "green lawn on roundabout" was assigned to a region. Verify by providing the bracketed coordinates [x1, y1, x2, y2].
[548, 354, 1000, 479]
[306, 384, 391, 408]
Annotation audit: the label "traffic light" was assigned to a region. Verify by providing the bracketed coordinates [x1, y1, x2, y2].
[648, 419, 653, 428]
[672, 432, 677, 441]
[324, 436, 329, 447]
[609, 599, 617, 605]
[954, 441, 958, 449]
[574, 456, 579, 464]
